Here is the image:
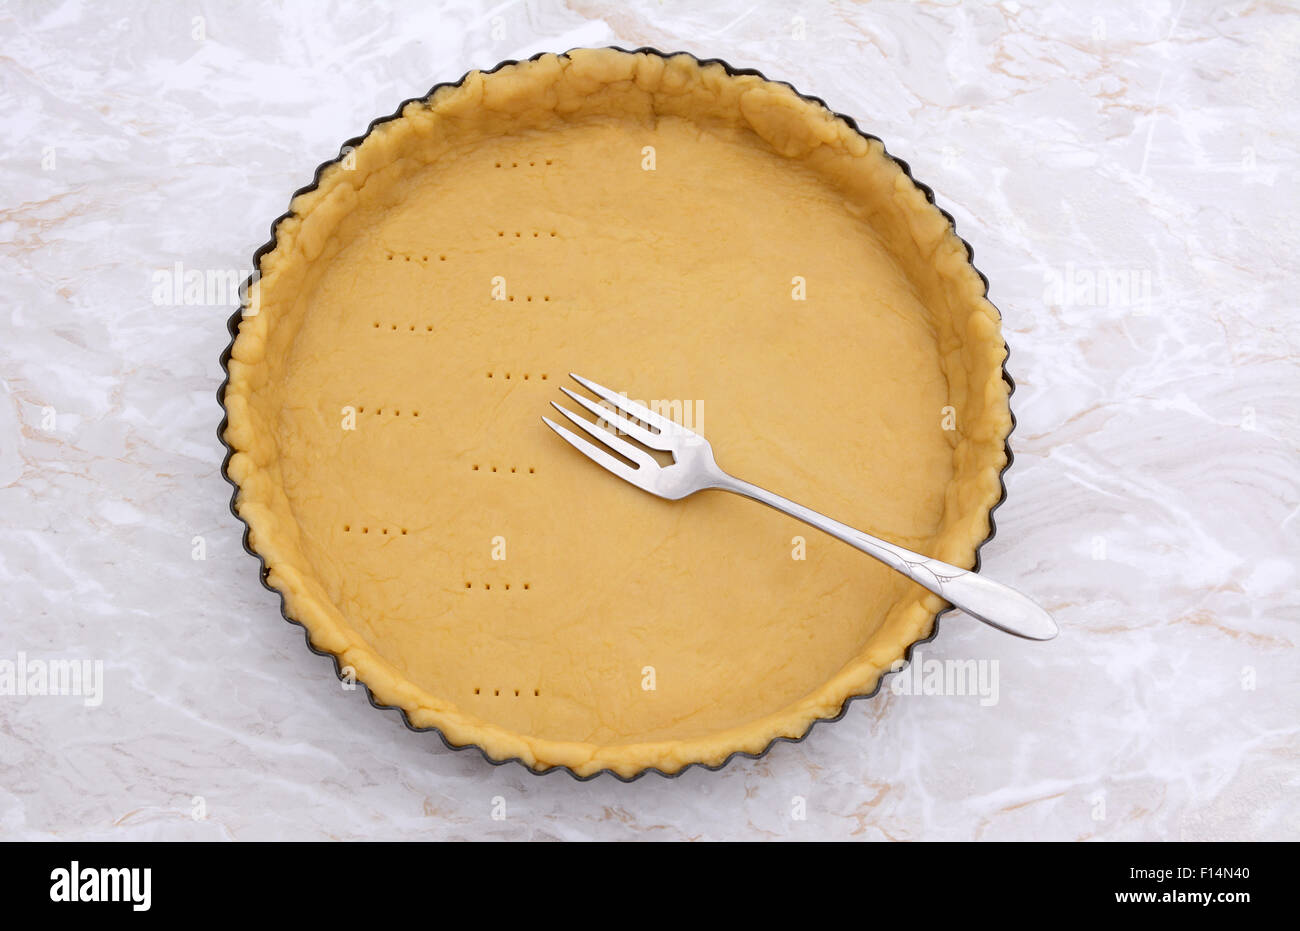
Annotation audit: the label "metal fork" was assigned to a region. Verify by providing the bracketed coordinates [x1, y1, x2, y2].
[543, 373, 1057, 641]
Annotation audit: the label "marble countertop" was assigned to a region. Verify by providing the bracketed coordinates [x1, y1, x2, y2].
[1, 0, 1296, 841]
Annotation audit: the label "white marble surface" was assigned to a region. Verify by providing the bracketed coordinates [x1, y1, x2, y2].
[1, 0, 1296, 841]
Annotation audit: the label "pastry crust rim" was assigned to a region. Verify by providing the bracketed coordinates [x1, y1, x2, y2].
[216, 46, 1017, 781]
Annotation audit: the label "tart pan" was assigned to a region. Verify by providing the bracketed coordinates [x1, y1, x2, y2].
[217, 46, 1017, 781]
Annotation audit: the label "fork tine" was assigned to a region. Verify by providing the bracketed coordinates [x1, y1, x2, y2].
[546, 397, 660, 469]
[541, 416, 646, 487]
[547, 401, 656, 469]
[568, 373, 693, 439]
[557, 386, 671, 451]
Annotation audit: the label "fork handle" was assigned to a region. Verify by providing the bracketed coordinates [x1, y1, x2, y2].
[714, 476, 1057, 641]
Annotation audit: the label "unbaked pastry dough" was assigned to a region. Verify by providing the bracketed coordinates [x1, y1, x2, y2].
[222, 48, 1012, 778]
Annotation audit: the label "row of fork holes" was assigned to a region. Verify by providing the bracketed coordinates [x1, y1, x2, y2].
[342, 526, 407, 534]
[486, 372, 546, 380]
[373, 291, 550, 329]
[475, 688, 541, 697]
[472, 465, 534, 473]
[383, 230, 556, 261]
[495, 159, 553, 167]
[386, 230, 556, 258]
[356, 407, 418, 416]
[386, 253, 445, 262]
[465, 582, 529, 590]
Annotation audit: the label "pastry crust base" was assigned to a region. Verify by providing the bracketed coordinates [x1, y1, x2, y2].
[222, 49, 1012, 778]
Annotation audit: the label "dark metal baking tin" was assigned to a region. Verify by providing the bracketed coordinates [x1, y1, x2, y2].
[216, 46, 1017, 782]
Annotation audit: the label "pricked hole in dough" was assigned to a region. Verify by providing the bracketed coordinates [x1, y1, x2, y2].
[514, 231, 521, 237]
[474, 687, 480, 694]
[549, 231, 556, 237]
[514, 689, 520, 697]
[498, 231, 504, 237]
[523, 583, 530, 590]
[494, 689, 500, 696]
[343, 525, 350, 532]
[534, 689, 540, 696]
[439, 255, 446, 261]
[472, 464, 479, 470]
[540, 374, 548, 380]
